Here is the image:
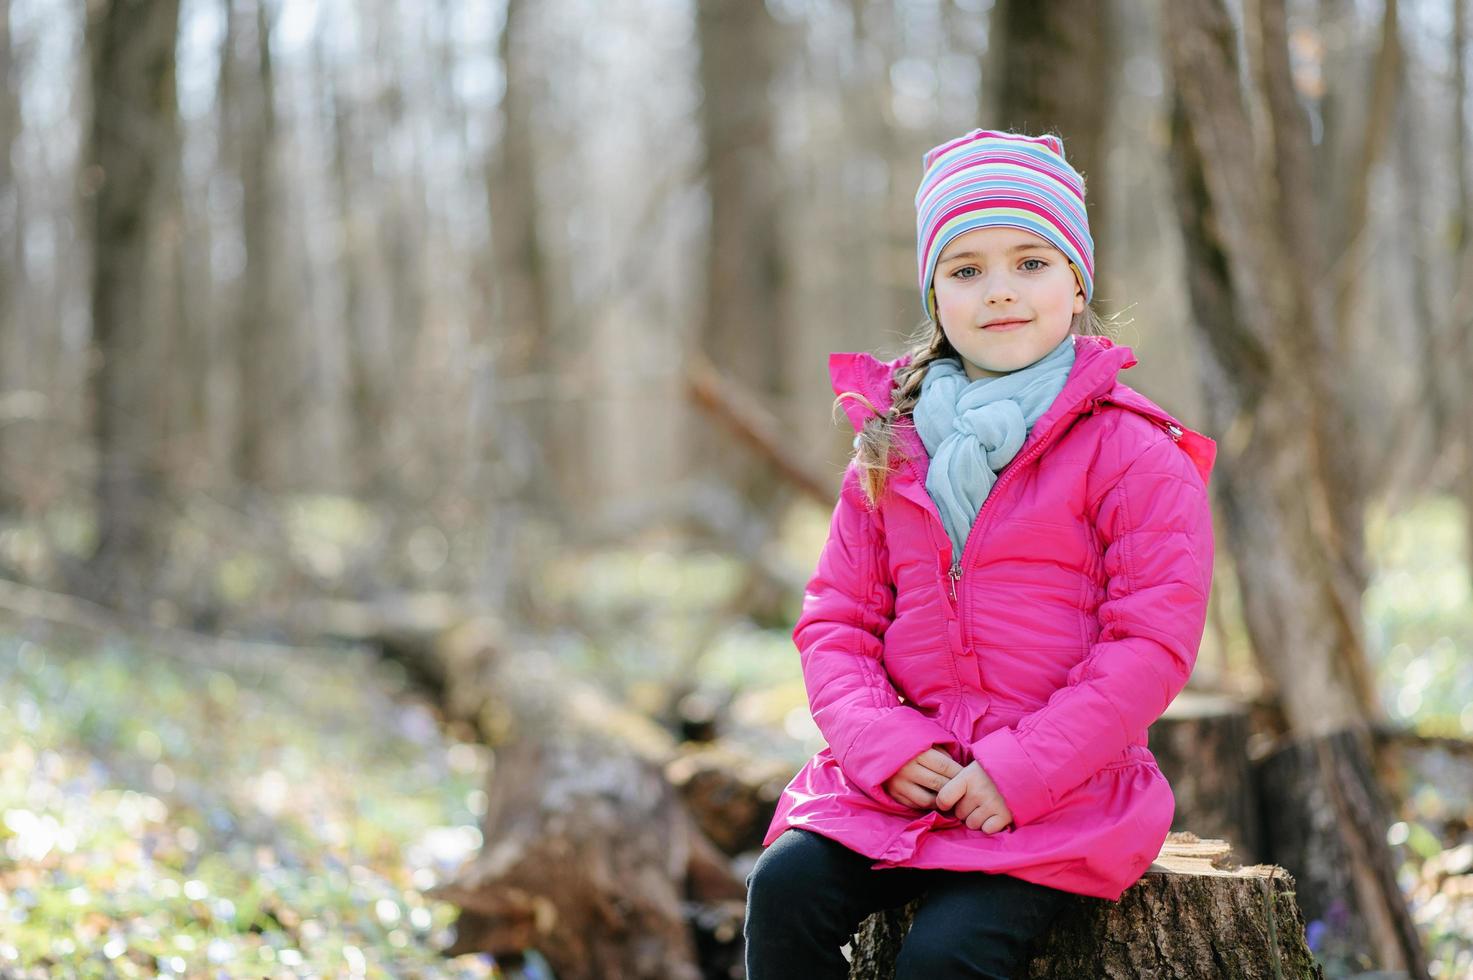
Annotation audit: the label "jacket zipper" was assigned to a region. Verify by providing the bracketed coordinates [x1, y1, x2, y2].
[899, 400, 1184, 642]
[904, 430, 1053, 623]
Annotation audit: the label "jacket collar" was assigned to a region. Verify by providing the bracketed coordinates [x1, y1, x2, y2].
[828, 334, 1215, 486]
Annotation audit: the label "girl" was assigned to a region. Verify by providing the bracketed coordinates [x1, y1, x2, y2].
[743, 129, 1216, 979]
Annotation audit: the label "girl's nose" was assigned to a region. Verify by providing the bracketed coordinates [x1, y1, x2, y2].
[985, 277, 1018, 303]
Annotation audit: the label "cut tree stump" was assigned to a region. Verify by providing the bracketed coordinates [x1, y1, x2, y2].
[848, 833, 1325, 979]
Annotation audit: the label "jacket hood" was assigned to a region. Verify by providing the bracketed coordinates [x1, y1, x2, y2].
[828, 333, 1216, 485]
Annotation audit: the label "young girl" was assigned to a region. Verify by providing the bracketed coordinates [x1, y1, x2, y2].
[744, 129, 1216, 979]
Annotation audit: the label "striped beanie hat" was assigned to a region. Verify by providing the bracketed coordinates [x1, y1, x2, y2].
[915, 129, 1093, 321]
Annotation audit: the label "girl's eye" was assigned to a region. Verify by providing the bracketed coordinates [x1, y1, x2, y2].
[1021, 257, 1048, 271]
[953, 266, 978, 279]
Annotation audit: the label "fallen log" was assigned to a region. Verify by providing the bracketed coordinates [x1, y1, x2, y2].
[685, 349, 836, 507]
[418, 618, 707, 978]
[303, 605, 760, 978]
[665, 742, 790, 857]
[848, 833, 1325, 979]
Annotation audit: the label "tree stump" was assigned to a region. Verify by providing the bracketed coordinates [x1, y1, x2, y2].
[1149, 691, 1264, 861]
[1255, 728, 1431, 979]
[848, 833, 1325, 979]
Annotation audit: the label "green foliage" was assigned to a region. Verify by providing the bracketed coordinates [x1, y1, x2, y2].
[1365, 495, 1473, 735]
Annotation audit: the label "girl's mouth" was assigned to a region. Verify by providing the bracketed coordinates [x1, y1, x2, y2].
[981, 318, 1030, 331]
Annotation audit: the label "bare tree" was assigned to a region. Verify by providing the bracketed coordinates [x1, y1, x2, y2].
[316, 31, 382, 495]
[1455, 0, 1473, 572]
[217, 0, 282, 489]
[83, 0, 185, 610]
[1162, 0, 1429, 972]
[987, 0, 1116, 277]
[1333, 0, 1400, 336]
[694, 0, 788, 505]
[0, 0, 23, 512]
[470, 0, 561, 617]
[1385, 0, 1457, 509]
[485, 0, 557, 497]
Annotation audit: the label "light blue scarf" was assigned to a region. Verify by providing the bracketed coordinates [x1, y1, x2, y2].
[914, 336, 1076, 561]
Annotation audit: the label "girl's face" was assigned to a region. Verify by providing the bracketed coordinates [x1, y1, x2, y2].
[931, 225, 1085, 380]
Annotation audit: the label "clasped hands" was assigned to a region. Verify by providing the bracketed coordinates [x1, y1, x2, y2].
[881, 747, 1014, 834]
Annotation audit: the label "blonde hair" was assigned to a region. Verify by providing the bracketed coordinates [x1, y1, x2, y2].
[836, 306, 1113, 508]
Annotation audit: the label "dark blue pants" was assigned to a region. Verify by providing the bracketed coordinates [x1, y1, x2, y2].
[744, 829, 1074, 980]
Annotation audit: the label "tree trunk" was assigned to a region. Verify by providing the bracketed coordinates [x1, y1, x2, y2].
[1247, 0, 1376, 720]
[1383, 46, 1449, 506]
[694, 0, 788, 508]
[486, 0, 554, 474]
[215, 0, 282, 490]
[1332, 0, 1400, 341]
[160, 80, 211, 499]
[987, 0, 1115, 291]
[1455, 0, 1473, 574]
[428, 716, 704, 979]
[475, 0, 560, 621]
[368, 2, 429, 503]
[319, 37, 385, 497]
[850, 834, 1324, 979]
[295, 602, 748, 979]
[1163, 0, 1364, 745]
[0, 0, 24, 513]
[1162, 0, 1429, 973]
[83, 0, 184, 612]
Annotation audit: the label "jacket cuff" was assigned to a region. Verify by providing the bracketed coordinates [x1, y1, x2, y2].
[841, 709, 958, 805]
[971, 727, 1054, 826]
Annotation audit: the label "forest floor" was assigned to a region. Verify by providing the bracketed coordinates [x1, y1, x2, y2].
[0, 617, 501, 978]
[0, 495, 1468, 977]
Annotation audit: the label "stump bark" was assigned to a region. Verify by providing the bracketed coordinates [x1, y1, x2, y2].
[848, 833, 1325, 979]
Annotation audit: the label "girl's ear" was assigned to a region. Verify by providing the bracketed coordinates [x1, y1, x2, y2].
[1072, 288, 1085, 316]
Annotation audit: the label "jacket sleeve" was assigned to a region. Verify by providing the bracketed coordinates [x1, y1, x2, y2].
[796, 464, 958, 805]
[969, 432, 1215, 827]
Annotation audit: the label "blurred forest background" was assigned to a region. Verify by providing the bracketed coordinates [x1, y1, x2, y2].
[1, 0, 1473, 977]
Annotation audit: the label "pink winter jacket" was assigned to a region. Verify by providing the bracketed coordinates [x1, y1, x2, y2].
[762, 333, 1216, 901]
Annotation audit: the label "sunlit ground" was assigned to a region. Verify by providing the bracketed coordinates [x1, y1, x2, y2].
[0, 634, 497, 978]
[0, 494, 1468, 977]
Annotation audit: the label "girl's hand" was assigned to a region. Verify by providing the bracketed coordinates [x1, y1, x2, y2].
[881, 748, 964, 810]
[935, 761, 1014, 833]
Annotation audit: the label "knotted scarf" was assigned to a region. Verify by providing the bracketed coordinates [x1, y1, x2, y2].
[913, 335, 1076, 561]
